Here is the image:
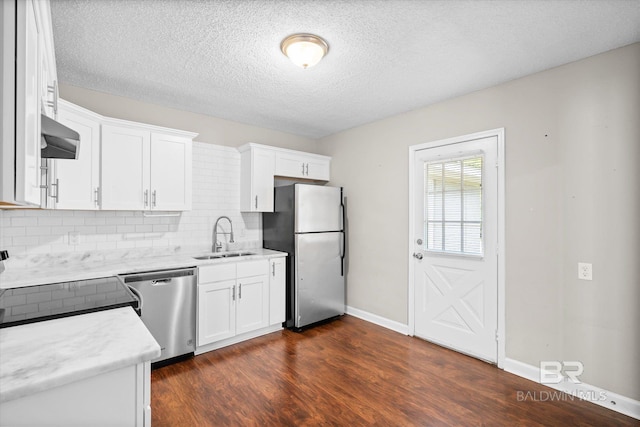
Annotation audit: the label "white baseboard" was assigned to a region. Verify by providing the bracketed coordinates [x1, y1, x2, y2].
[346, 306, 409, 335]
[504, 358, 640, 420]
[195, 324, 282, 355]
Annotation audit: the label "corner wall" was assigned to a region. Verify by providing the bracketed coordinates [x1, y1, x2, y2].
[318, 43, 640, 400]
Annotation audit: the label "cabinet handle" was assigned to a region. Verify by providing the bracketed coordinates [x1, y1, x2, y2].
[152, 190, 157, 207]
[144, 190, 149, 207]
[305, 163, 309, 176]
[238, 283, 242, 299]
[94, 187, 100, 207]
[46, 81, 58, 115]
[302, 163, 305, 175]
[255, 195, 258, 209]
[232, 285, 236, 301]
[272, 262, 275, 277]
[50, 178, 59, 204]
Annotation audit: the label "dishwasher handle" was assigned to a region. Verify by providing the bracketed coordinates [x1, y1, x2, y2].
[121, 268, 196, 283]
[127, 285, 143, 314]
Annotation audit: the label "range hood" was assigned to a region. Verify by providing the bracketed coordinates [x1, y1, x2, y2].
[40, 114, 80, 159]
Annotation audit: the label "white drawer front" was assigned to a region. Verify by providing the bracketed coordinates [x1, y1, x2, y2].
[199, 263, 236, 283]
[237, 260, 269, 278]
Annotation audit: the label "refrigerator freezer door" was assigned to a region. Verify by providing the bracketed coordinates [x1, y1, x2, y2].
[295, 232, 345, 328]
[295, 184, 342, 233]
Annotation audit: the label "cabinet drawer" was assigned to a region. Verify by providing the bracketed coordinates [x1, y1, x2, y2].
[237, 259, 268, 278]
[199, 263, 236, 283]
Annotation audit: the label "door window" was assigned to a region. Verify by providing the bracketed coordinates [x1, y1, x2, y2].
[424, 155, 483, 256]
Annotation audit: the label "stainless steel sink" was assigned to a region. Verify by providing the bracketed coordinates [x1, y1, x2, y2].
[193, 251, 255, 260]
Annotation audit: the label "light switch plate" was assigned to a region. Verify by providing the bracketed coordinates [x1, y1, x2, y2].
[578, 262, 592, 280]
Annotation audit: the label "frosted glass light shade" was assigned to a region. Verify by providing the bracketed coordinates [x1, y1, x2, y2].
[281, 34, 329, 69]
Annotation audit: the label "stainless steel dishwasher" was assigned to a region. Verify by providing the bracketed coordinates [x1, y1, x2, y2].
[120, 268, 197, 365]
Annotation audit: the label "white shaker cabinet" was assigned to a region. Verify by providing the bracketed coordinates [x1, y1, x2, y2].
[269, 256, 286, 326]
[101, 124, 150, 210]
[239, 145, 274, 212]
[0, 362, 151, 427]
[14, 0, 41, 206]
[197, 258, 279, 351]
[52, 100, 101, 209]
[100, 122, 194, 211]
[275, 150, 330, 181]
[198, 279, 237, 345]
[239, 143, 331, 213]
[236, 260, 269, 335]
[149, 133, 192, 211]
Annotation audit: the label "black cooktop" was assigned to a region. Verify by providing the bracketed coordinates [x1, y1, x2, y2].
[0, 276, 138, 328]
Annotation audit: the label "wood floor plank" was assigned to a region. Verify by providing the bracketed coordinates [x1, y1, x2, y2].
[151, 315, 637, 426]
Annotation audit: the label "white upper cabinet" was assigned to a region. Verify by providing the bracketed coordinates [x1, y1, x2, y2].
[149, 133, 192, 211]
[50, 102, 196, 211]
[275, 151, 330, 181]
[1, 0, 57, 207]
[100, 124, 150, 211]
[53, 101, 101, 210]
[100, 121, 194, 211]
[240, 146, 274, 212]
[239, 143, 331, 213]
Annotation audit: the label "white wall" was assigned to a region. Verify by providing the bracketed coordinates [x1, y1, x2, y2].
[59, 84, 318, 151]
[318, 43, 640, 400]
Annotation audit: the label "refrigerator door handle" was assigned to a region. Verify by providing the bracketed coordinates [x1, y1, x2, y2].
[340, 188, 346, 276]
[340, 232, 345, 276]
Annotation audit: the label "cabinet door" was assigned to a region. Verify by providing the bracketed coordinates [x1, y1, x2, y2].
[197, 280, 236, 346]
[269, 257, 286, 325]
[236, 275, 269, 335]
[14, 0, 41, 206]
[240, 147, 274, 212]
[275, 151, 306, 179]
[305, 157, 330, 181]
[101, 124, 150, 210]
[149, 133, 192, 211]
[54, 104, 100, 209]
[275, 151, 330, 181]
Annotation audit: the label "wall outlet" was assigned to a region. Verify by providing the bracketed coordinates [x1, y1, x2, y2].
[68, 231, 79, 245]
[578, 262, 592, 280]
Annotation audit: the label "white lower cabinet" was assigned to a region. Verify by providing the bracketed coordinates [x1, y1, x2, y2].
[197, 256, 286, 352]
[0, 362, 151, 427]
[269, 256, 286, 325]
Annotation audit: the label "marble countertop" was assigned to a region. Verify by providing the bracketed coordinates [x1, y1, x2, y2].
[0, 307, 160, 403]
[0, 248, 288, 289]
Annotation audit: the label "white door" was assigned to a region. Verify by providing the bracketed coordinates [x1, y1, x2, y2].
[197, 280, 236, 346]
[150, 133, 191, 210]
[55, 105, 100, 209]
[413, 135, 499, 362]
[101, 124, 150, 210]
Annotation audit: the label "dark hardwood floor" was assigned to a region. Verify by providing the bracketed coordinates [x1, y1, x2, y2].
[151, 315, 636, 426]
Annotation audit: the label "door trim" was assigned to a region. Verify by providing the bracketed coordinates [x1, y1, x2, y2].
[408, 128, 506, 368]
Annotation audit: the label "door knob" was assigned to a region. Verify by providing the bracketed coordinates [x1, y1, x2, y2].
[413, 253, 423, 260]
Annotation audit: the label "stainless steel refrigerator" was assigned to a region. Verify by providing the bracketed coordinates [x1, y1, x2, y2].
[263, 184, 345, 329]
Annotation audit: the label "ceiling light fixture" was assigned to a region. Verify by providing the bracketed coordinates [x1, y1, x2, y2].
[280, 33, 329, 69]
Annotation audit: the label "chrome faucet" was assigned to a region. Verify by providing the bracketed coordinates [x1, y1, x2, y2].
[213, 216, 234, 252]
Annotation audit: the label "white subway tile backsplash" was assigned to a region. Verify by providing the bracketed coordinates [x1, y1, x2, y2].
[0, 143, 261, 268]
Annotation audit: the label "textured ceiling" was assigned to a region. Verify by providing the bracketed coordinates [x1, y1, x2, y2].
[51, 0, 640, 139]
